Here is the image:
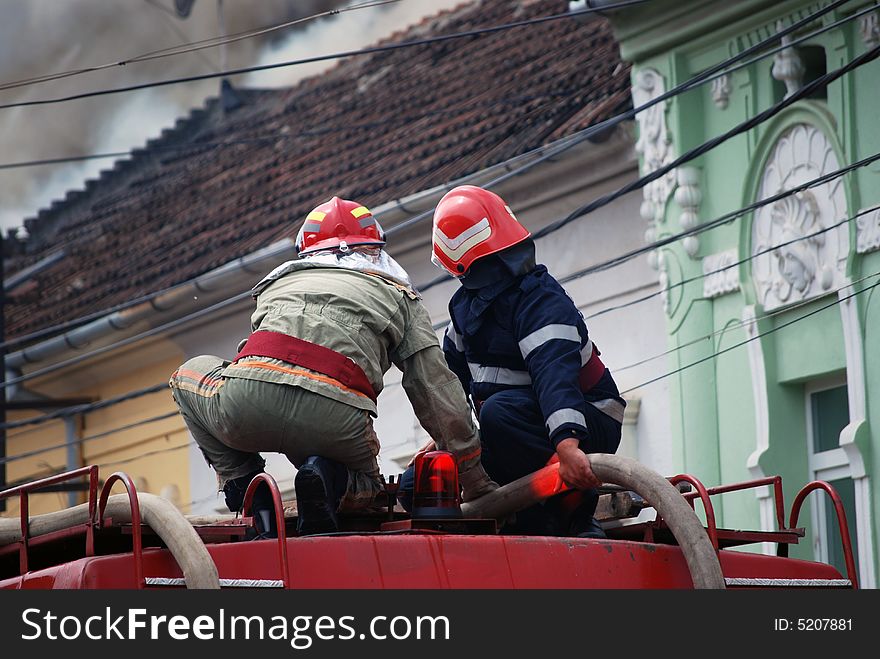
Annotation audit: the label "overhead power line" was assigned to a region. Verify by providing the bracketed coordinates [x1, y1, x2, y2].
[579, 204, 880, 322]
[619, 271, 880, 395]
[0, 0, 403, 94]
[1, 0, 869, 446]
[3, 0, 864, 353]
[10, 267, 880, 480]
[0, 1, 648, 112]
[418, 37, 880, 292]
[385, 0, 866, 237]
[0, 87, 583, 172]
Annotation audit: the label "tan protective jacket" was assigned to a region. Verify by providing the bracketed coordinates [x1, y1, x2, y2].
[222, 261, 483, 474]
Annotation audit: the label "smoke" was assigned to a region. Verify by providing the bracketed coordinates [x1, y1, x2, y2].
[0, 0, 372, 234]
[246, 0, 467, 88]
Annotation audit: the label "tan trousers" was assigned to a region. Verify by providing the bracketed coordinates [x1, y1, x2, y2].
[169, 355, 382, 511]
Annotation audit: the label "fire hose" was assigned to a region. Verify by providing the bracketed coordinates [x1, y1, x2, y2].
[461, 454, 726, 589]
[0, 493, 220, 589]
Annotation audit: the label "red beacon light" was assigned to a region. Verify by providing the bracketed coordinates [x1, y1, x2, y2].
[412, 450, 462, 519]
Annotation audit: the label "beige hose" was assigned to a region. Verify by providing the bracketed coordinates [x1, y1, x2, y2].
[462, 454, 726, 589]
[0, 493, 220, 589]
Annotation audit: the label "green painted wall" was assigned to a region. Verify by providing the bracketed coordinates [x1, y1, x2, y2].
[612, 0, 880, 582]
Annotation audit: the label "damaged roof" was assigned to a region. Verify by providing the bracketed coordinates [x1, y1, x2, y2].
[5, 0, 631, 340]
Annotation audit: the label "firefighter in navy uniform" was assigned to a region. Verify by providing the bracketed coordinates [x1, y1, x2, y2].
[409, 185, 625, 537]
[169, 197, 496, 537]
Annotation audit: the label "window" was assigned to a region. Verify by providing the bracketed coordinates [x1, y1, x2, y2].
[805, 380, 859, 577]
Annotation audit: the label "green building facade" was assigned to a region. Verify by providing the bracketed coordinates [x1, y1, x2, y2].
[608, 0, 880, 586]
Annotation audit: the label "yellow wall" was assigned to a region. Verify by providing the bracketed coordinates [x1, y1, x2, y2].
[2, 344, 190, 518]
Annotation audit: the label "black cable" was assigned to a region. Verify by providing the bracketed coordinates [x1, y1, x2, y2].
[579, 204, 880, 320]
[4, 0, 862, 350]
[561, 149, 880, 281]
[533, 42, 880, 240]
[0, 0, 403, 93]
[4, 291, 252, 389]
[0, 88, 582, 172]
[0, 1, 648, 112]
[0, 411, 179, 466]
[0, 383, 169, 432]
[619, 272, 880, 395]
[612, 268, 880, 375]
[426, 199, 880, 330]
[385, 0, 862, 237]
[12, 269, 880, 476]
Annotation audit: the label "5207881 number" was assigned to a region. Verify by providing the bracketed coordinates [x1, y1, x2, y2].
[774, 619, 852, 631]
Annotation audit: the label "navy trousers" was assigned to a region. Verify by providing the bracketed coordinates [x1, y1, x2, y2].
[399, 389, 621, 535]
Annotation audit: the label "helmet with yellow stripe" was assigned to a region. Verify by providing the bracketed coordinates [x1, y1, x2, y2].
[295, 196, 386, 256]
[431, 185, 530, 276]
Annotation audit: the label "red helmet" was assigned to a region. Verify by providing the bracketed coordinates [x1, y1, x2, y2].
[431, 185, 530, 276]
[296, 196, 386, 255]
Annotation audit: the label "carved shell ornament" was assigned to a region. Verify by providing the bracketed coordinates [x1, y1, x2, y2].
[751, 124, 848, 311]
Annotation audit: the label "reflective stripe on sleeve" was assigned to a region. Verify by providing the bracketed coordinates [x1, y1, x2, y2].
[468, 363, 532, 385]
[445, 321, 465, 352]
[546, 408, 586, 435]
[580, 339, 594, 366]
[587, 398, 625, 424]
[518, 324, 581, 359]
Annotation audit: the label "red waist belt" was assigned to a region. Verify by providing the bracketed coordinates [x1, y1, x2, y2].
[233, 330, 377, 402]
[578, 343, 606, 393]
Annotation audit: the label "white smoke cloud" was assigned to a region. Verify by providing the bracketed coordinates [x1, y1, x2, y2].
[2, 0, 437, 234]
[246, 0, 467, 88]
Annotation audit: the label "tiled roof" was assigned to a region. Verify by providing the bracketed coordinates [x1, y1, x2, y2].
[5, 0, 631, 339]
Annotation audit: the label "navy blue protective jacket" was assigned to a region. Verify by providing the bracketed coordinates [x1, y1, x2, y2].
[443, 265, 624, 447]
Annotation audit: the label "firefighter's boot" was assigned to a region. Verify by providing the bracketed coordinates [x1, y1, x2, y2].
[222, 470, 278, 539]
[295, 456, 348, 535]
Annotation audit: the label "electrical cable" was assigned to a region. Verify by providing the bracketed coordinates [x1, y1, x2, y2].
[417, 38, 880, 292]
[1, 3, 876, 472]
[0, 87, 584, 172]
[0, 383, 169, 432]
[580, 203, 880, 320]
[0, 411, 180, 466]
[613, 268, 880, 376]
[618, 270, 880, 395]
[11, 268, 879, 483]
[4, 291, 252, 389]
[0, 1, 649, 112]
[0, 0, 403, 93]
[4, 1, 864, 352]
[385, 0, 865, 237]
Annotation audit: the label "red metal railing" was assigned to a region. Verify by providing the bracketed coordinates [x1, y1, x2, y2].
[668, 474, 719, 552]
[667, 475, 788, 555]
[241, 472, 290, 588]
[789, 481, 859, 589]
[98, 472, 145, 589]
[0, 466, 99, 575]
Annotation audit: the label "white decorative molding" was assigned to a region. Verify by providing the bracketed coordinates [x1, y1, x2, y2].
[837, 283, 876, 587]
[860, 11, 880, 48]
[632, 68, 677, 227]
[657, 251, 672, 316]
[711, 74, 732, 110]
[702, 249, 740, 298]
[856, 206, 880, 253]
[743, 305, 775, 555]
[771, 21, 805, 99]
[751, 124, 849, 311]
[675, 167, 701, 258]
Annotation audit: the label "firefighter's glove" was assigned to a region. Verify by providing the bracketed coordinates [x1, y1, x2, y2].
[459, 463, 499, 502]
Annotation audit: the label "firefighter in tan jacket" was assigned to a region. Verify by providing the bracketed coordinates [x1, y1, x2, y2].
[170, 197, 496, 535]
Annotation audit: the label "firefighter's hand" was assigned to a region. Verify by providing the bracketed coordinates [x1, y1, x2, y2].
[555, 438, 600, 490]
[406, 439, 437, 467]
